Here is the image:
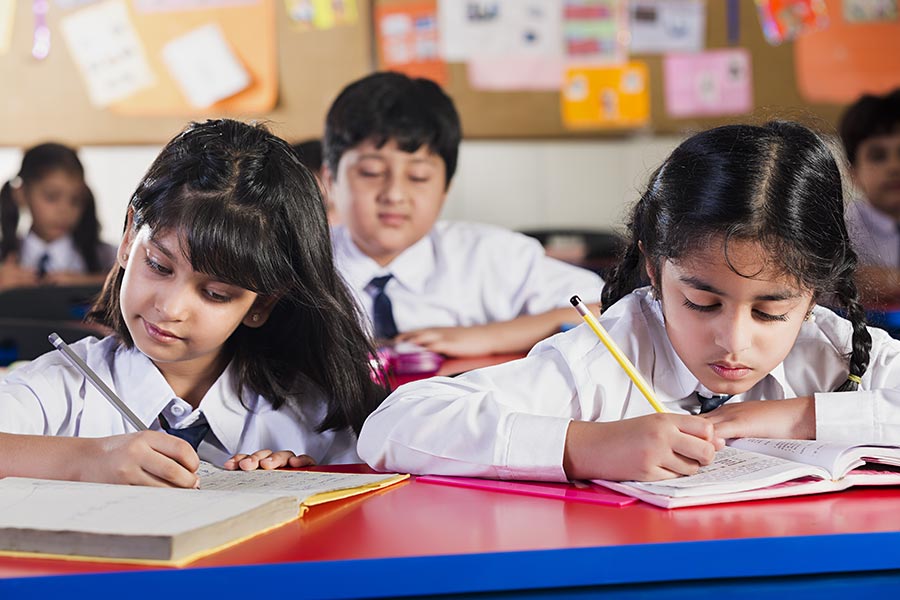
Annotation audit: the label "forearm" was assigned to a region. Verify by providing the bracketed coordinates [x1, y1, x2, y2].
[480, 305, 593, 354]
[0, 432, 88, 481]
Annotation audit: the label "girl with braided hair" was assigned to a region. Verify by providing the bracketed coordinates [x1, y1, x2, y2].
[358, 121, 895, 483]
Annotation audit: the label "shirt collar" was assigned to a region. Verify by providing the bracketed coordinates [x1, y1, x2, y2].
[854, 199, 897, 237]
[111, 343, 268, 453]
[333, 225, 435, 294]
[19, 231, 79, 270]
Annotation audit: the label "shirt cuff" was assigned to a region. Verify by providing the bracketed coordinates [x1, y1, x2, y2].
[500, 413, 570, 481]
[815, 390, 876, 442]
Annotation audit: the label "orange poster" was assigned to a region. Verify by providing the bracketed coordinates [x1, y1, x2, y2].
[374, 0, 447, 86]
[794, 0, 900, 103]
[111, 0, 276, 116]
[561, 62, 649, 130]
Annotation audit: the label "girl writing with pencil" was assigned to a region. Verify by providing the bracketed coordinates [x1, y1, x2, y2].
[0, 119, 387, 488]
[356, 121, 900, 482]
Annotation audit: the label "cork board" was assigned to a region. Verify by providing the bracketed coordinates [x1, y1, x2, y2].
[0, 0, 373, 146]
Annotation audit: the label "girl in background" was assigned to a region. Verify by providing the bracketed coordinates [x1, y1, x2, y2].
[0, 143, 115, 290]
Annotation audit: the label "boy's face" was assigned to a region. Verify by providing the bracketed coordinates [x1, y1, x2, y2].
[852, 131, 900, 219]
[328, 138, 447, 266]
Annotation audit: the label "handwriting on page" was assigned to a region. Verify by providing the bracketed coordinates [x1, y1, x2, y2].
[199, 470, 397, 503]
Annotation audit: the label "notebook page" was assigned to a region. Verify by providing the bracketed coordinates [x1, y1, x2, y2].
[612, 447, 829, 498]
[198, 468, 404, 504]
[730, 438, 900, 477]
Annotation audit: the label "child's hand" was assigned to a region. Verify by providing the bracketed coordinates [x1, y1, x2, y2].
[81, 431, 200, 488]
[0, 257, 37, 290]
[563, 414, 724, 482]
[395, 326, 495, 357]
[701, 397, 815, 441]
[223, 450, 316, 471]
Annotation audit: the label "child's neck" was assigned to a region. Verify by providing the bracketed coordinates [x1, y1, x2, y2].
[154, 351, 231, 409]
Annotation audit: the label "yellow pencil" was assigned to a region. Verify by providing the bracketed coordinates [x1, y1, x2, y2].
[569, 295, 667, 413]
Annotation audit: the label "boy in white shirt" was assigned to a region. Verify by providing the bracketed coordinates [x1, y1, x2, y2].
[840, 88, 900, 304]
[324, 72, 604, 357]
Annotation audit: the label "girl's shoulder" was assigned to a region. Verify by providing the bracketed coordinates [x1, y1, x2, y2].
[4, 335, 121, 390]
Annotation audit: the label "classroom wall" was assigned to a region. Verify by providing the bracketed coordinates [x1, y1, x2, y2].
[0, 135, 683, 246]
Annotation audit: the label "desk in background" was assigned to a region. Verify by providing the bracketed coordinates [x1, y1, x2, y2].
[3, 465, 900, 598]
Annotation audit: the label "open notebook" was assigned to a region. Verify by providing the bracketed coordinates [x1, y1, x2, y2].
[0, 468, 408, 565]
[593, 438, 900, 508]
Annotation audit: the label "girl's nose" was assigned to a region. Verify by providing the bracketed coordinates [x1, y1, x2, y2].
[154, 287, 190, 321]
[714, 312, 752, 355]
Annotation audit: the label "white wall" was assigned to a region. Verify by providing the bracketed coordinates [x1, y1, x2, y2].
[0, 136, 683, 245]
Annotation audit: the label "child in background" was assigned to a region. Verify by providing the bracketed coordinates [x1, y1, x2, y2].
[0, 119, 387, 487]
[293, 138, 339, 225]
[324, 72, 604, 357]
[840, 88, 900, 304]
[0, 143, 115, 290]
[358, 121, 900, 483]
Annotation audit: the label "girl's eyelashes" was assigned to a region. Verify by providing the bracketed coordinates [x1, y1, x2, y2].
[682, 298, 790, 322]
[682, 298, 716, 313]
[144, 256, 172, 275]
[204, 289, 232, 303]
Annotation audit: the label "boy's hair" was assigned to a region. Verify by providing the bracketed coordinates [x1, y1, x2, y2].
[323, 71, 461, 189]
[292, 139, 323, 176]
[0, 143, 105, 271]
[602, 121, 871, 393]
[88, 119, 387, 434]
[839, 88, 900, 165]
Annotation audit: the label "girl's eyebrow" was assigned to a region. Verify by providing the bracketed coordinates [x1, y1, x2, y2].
[147, 237, 177, 261]
[679, 275, 799, 302]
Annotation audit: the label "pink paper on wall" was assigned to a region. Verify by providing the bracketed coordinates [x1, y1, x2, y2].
[663, 48, 752, 118]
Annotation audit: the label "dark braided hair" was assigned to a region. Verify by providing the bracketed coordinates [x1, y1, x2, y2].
[601, 121, 870, 392]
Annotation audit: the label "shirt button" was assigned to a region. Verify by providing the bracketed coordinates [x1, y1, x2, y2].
[170, 404, 185, 416]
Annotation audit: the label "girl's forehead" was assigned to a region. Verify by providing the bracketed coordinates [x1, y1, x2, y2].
[666, 239, 808, 292]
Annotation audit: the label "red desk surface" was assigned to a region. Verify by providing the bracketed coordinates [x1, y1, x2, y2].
[2, 465, 900, 580]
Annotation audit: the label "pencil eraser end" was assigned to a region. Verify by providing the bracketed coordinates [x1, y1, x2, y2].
[48, 333, 62, 347]
[570, 295, 581, 306]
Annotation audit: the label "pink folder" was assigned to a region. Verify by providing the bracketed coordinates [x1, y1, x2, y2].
[415, 475, 636, 507]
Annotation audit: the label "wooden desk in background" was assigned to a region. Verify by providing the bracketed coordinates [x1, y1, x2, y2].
[3, 464, 900, 598]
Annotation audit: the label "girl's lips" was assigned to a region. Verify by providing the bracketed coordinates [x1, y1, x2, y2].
[143, 319, 181, 343]
[709, 363, 751, 380]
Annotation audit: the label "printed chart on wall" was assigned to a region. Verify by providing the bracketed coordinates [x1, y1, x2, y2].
[59, 0, 278, 116]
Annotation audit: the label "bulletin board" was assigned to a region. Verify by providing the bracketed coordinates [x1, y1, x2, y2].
[1, 0, 899, 145]
[0, 0, 373, 146]
[375, 0, 900, 138]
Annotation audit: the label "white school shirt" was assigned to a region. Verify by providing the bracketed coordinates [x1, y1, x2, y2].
[332, 221, 604, 333]
[0, 336, 359, 465]
[357, 287, 900, 481]
[845, 199, 900, 268]
[19, 231, 116, 274]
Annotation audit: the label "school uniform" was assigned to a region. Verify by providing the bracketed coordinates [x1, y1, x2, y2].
[357, 287, 900, 481]
[332, 221, 604, 333]
[845, 199, 900, 268]
[19, 231, 117, 274]
[0, 336, 359, 465]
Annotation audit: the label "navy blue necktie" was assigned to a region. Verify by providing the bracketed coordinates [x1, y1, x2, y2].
[161, 416, 210, 450]
[696, 392, 732, 414]
[36, 253, 50, 278]
[369, 274, 398, 339]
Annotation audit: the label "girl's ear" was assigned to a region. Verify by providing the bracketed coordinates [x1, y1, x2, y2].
[242, 295, 278, 328]
[638, 240, 658, 289]
[116, 208, 136, 269]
